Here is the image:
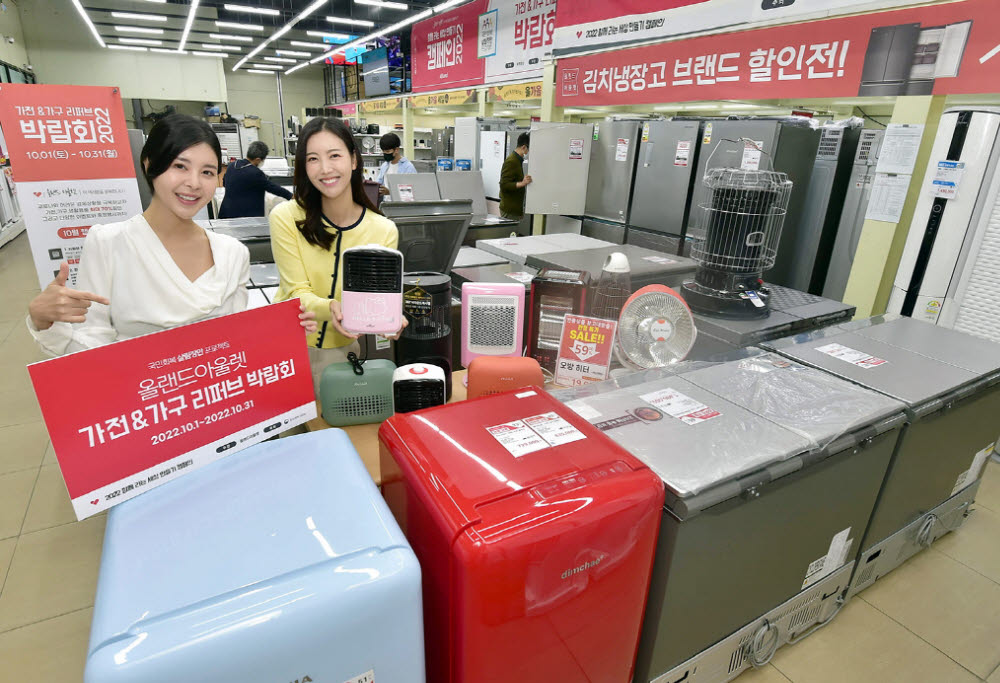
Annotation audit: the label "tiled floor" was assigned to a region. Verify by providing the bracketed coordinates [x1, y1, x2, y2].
[1, 231, 999, 681]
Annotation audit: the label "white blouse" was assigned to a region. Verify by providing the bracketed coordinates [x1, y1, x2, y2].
[28, 214, 250, 356]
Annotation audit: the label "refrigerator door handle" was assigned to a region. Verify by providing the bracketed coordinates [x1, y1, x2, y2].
[644, 142, 656, 168]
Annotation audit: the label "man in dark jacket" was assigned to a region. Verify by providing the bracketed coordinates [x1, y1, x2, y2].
[218, 141, 292, 218]
[499, 132, 532, 220]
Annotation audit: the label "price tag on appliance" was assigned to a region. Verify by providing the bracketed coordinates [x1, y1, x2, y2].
[615, 138, 630, 161]
[398, 184, 415, 201]
[952, 444, 994, 495]
[640, 388, 721, 425]
[815, 343, 888, 369]
[554, 314, 617, 387]
[486, 419, 549, 458]
[643, 255, 677, 265]
[741, 140, 764, 170]
[674, 141, 691, 166]
[931, 160, 965, 199]
[522, 412, 586, 447]
[569, 138, 584, 160]
[505, 271, 535, 283]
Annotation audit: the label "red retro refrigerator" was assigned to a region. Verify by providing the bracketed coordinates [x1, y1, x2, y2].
[379, 389, 664, 683]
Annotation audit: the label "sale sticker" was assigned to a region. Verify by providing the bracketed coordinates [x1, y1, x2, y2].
[640, 388, 721, 425]
[815, 342, 888, 369]
[28, 300, 316, 520]
[554, 314, 617, 387]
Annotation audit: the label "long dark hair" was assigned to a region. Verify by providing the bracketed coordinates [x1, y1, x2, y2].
[140, 114, 222, 191]
[293, 117, 379, 250]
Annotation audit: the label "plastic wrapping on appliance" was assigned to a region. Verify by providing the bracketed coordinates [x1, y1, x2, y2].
[824, 116, 865, 130]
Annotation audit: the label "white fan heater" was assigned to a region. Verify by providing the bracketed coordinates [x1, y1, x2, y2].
[615, 285, 698, 369]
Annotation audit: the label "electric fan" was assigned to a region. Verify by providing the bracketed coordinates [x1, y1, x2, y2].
[615, 285, 697, 369]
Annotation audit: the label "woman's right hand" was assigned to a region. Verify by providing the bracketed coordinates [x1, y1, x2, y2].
[328, 299, 360, 340]
[28, 262, 110, 331]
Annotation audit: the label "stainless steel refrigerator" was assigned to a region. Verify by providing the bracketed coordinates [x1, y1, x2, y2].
[822, 129, 885, 301]
[858, 23, 921, 96]
[690, 118, 821, 288]
[584, 119, 644, 224]
[524, 122, 595, 216]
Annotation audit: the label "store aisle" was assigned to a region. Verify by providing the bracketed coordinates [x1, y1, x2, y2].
[0, 230, 998, 681]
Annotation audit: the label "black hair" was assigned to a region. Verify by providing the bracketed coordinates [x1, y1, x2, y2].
[246, 140, 269, 161]
[517, 132, 530, 149]
[293, 117, 379, 251]
[140, 114, 222, 191]
[379, 132, 401, 151]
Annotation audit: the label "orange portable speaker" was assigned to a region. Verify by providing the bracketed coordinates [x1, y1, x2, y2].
[466, 356, 544, 399]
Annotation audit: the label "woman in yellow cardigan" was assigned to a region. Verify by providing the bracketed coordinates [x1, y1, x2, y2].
[270, 117, 406, 393]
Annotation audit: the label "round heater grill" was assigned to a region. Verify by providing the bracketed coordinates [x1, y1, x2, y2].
[615, 285, 697, 369]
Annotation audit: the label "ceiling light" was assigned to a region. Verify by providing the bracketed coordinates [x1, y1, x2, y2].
[115, 25, 164, 34]
[178, 0, 200, 51]
[111, 11, 166, 21]
[210, 33, 253, 42]
[71, 0, 106, 46]
[224, 3, 280, 16]
[234, 0, 326, 72]
[355, 0, 408, 9]
[307, 31, 351, 40]
[192, 51, 228, 57]
[215, 20, 263, 30]
[264, 56, 296, 63]
[247, 69, 275, 74]
[251, 64, 283, 70]
[138, 0, 167, 3]
[290, 40, 327, 48]
[326, 16, 375, 27]
[433, 0, 465, 11]
[108, 45, 148, 51]
[120, 38, 162, 45]
[277, 50, 311, 57]
[151, 48, 187, 54]
[285, 62, 308, 75]
[201, 43, 243, 51]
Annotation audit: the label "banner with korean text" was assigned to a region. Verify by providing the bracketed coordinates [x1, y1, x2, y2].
[28, 300, 316, 520]
[556, 0, 1000, 106]
[0, 84, 141, 290]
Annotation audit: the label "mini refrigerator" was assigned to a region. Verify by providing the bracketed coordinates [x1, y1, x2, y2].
[764, 317, 1000, 598]
[85, 431, 425, 683]
[554, 360, 904, 683]
[379, 389, 664, 683]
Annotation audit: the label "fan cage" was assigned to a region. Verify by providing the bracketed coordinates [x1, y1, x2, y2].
[615, 289, 697, 369]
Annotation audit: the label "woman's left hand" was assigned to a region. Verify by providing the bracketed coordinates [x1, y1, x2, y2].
[386, 316, 409, 341]
[299, 305, 318, 335]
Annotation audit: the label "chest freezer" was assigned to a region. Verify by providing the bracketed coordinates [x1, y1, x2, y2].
[554, 361, 905, 683]
[476, 234, 613, 265]
[451, 262, 537, 295]
[85, 430, 424, 683]
[209, 217, 273, 264]
[387, 172, 442, 202]
[452, 245, 508, 269]
[526, 244, 696, 291]
[379, 389, 664, 683]
[764, 321, 1000, 597]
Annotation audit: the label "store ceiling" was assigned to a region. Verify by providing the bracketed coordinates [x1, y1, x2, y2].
[75, 0, 450, 75]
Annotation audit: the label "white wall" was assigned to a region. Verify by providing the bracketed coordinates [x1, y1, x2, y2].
[0, 0, 28, 70]
[226, 69, 324, 155]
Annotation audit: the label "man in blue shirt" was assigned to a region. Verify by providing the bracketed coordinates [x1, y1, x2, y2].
[376, 132, 417, 196]
[218, 141, 293, 218]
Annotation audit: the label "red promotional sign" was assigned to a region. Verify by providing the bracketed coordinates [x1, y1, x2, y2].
[556, 0, 1000, 106]
[554, 314, 617, 387]
[28, 300, 316, 520]
[555, 0, 706, 28]
[411, 0, 488, 93]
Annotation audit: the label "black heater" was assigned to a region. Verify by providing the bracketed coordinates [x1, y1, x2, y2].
[396, 272, 454, 399]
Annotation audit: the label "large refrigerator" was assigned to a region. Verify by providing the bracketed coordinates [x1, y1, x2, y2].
[452, 116, 515, 173]
[822, 129, 885, 302]
[690, 118, 821, 288]
[584, 118, 644, 225]
[524, 122, 595, 216]
[627, 119, 703, 255]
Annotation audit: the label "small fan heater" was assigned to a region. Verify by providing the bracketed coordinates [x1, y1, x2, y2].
[527, 268, 590, 374]
[398, 272, 454, 399]
[320, 358, 396, 426]
[341, 245, 404, 335]
[460, 282, 525, 367]
[393, 363, 447, 413]
[466, 356, 544, 399]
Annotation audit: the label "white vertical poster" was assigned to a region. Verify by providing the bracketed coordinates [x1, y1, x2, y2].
[0, 84, 142, 289]
[483, 0, 557, 84]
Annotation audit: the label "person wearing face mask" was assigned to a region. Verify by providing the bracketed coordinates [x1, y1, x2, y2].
[26, 114, 316, 356]
[375, 132, 417, 196]
[499, 132, 532, 221]
[269, 117, 408, 394]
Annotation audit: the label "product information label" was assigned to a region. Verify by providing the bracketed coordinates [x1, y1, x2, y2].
[505, 271, 535, 283]
[643, 255, 677, 265]
[398, 184, 415, 201]
[640, 388, 721, 425]
[487, 410, 586, 457]
[815, 342, 887, 369]
[642, 122, 650, 142]
[931, 160, 965, 199]
[375, 335, 391, 351]
[674, 140, 691, 166]
[569, 138, 584, 160]
[615, 137, 630, 161]
[523, 411, 587, 447]
[952, 444, 994, 495]
[344, 669, 374, 683]
[565, 399, 602, 422]
[803, 527, 852, 588]
[740, 140, 764, 170]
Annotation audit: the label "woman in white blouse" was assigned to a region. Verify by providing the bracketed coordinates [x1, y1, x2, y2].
[27, 114, 313, 355]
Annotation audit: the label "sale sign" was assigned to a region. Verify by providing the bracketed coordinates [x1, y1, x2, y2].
[28, 300, 316, 520]
[554, 314, 617, 387]
[0, 84, 142, 290]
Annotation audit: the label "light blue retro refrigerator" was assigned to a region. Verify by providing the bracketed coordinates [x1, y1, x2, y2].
[85, 430, 425, 683]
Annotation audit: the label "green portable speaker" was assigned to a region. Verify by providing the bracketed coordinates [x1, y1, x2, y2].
[320, 359, 397, 427]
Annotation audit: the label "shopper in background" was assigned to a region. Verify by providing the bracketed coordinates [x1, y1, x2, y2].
[376, 132, 417, 196]
[218, 140, 293, 219]
[270, 117, 407, 394]
[499, 132, 532, 220]
[26, 114, 315, 356]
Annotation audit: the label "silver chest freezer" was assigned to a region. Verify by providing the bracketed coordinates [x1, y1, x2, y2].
[452, 245, 508, 269]
[764, 319, 1000, 598]
[475, 233, 613, 265]
[85, 430, 425, 683]
[525, 243, 696, 291]
[554, 362, 905, 683]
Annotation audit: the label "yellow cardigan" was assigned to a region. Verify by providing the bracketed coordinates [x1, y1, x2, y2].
[269, 200, 398, 349]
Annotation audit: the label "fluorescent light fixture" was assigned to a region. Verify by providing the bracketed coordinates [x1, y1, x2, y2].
[71, 0, 106, 46]
[434, 0, 466, 11]
[111, 11, 166, 21]
[355, 0, 408, 9]
[108, 44, 148, 51]
[264, 56, 296, 63]
[290, 40, 327, 48]
[285, 62, 308, 75]
[138, 0, 167, 3]
[151, 48, 187, 54]
[234, 0, 326, 72]
[178, 0, 201, 51]
[192, 51, 228, 57]
[277, 50, 311, 57]
[120, 38, 163, 45]
[210, 33, 253, 42]
[215, 20, 263, 30]
[307, 31, 351, 40]
[201, 43, 243, 51]
[115, 25, 164, 34]
[247, 69, 276, 74]
[224, 3, 280, 15]
[326, 16, 375, 27]
[251, 64, 283, 70]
